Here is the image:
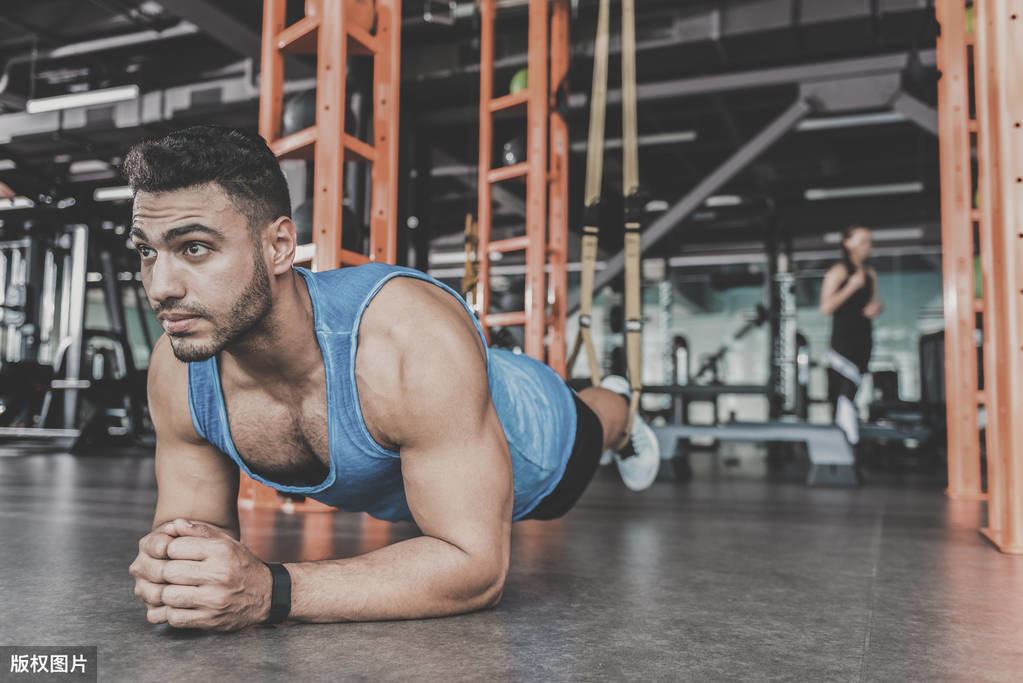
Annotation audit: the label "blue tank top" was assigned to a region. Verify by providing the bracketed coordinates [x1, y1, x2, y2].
[187, 263, 577, 522]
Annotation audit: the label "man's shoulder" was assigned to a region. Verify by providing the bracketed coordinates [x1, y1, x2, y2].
[357, 275, 486, 394]
[364, 275, 480, 350]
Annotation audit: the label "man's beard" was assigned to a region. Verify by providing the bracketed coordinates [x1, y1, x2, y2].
[166, 254, 273, 363]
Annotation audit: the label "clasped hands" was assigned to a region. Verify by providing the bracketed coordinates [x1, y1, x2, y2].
[129, 519, 273, 631]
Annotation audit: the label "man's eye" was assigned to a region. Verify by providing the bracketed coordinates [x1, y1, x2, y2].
[137, 245, 154, 259]
[185, 243, 210, 256]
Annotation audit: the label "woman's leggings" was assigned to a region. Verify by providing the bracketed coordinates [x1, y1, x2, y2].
[827, 349, 864, 445]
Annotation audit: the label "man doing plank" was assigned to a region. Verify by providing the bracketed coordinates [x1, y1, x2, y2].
[127, 126, 659, 631]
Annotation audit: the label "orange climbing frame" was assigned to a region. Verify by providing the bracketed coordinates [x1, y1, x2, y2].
[939, 0, 1023, 553]
[476, 0, 570, 377]
[258, 0, 400, 271]
[936, 0, 983, 501]
[247, 0, 402, 512]
[971, 0, 1023, 554]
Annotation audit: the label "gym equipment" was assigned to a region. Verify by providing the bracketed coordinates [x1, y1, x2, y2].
[649, 419, 857, 486]
[501, 137, 525, 166]
[261, 0, 400, 273]
[0, 222, 88, 448]
[292, 199, 364, 251]
[282, 89, 317, 137]
[509, 68, 528, 95]
[0, 215, 154, 450]
[474, 0, 570, 371]
[794, 331, 810, 420]
[566, 0, 609, 386]
[422, 0, 456, 25]
[567, 0, 644, 447]
[461, 214, 478, 300]
[346, 0, 376, 32]
[292, 199, 314, 245]
[693, 305, 769, 385]
[670, 335, 689, 424]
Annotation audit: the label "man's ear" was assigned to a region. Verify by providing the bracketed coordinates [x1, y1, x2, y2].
[267, 216, 297, 275]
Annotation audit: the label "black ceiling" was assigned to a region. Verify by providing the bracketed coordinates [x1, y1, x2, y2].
[0, 0, 942, 257]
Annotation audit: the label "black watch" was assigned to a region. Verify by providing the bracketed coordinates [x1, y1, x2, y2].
[264, 562, 291, 624]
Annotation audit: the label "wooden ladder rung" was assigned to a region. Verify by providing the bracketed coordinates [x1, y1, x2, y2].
[484, 311, 528, 327]
[488, 236, 530, 254]
[272, 126, 317, 160]
[970, 210, 982, 223]
[340, 249, 371, 266]
[343, 134, 377, 163]
[278, 15, 319, 54]
[294, 243, 316, 263]
[976, 391, 986, 404]
[973, 299, 984, 313]
[487, 162, 529, 184]
[348, 23, 378, 55]
[488, 91, 529, 115]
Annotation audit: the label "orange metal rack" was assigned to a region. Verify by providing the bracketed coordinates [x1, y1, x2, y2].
[476, 0, 570, 377]
[242, 0, 402, 513]
[938, 0, 1023, 553]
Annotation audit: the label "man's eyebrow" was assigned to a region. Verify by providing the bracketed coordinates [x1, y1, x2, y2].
[128, 224, 226, 243]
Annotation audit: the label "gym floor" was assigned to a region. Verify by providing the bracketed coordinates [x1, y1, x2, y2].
[1, 444, 1020, 682]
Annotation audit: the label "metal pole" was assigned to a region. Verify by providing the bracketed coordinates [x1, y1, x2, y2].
[62, 224, 88, 430]
[890, 90, 939, 137]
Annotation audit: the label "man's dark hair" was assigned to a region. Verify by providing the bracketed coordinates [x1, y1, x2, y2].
[122, 125, 291, 231]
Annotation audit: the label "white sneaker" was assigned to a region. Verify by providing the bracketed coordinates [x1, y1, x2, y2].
[600, 375, 660, 491]
[614, 414, 661, 491]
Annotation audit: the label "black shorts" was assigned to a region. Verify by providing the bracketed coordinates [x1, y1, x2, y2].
[524, 393, 605, 520]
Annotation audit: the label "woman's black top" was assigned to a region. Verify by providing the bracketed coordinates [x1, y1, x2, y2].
[830, 262, 873, 372]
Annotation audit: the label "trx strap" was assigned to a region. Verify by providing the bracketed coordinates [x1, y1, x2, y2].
[462, 213, 478, 301]
[565, 0, 643, 449]
[567, 0, 610, 386]
[617, 0, 642, 449]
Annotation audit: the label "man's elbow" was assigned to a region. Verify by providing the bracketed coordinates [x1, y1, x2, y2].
[476, 575, 506, 610]
[468, 555, 509, 610]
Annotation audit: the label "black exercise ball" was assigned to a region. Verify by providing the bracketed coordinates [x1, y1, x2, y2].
[282, 90, 317, 137]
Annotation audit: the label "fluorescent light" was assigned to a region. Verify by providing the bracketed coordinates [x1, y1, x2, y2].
[0, 160, 16, 171]
[69, 160, 110, 174]
[0, 196, 34, 211]
[570, 130, 697, 152]
[645, 200, 669, 212]
[805, 182, 924, 201]
[705, 195, 742, 207]
[797, 111, 906, 131]
[26, 85, 139, 114]
[93, 185, 134, 202]
[824, 227, 925, 243]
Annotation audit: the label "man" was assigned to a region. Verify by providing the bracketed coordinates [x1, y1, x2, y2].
[127, 125, 659, 631]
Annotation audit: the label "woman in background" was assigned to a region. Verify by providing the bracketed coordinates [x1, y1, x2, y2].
[819, 225, 884, 444]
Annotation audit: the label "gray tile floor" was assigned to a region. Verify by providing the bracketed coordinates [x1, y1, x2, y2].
[1, 445, 1020, 682]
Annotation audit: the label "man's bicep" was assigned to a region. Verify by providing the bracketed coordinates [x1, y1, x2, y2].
[389, 325, 513, 562]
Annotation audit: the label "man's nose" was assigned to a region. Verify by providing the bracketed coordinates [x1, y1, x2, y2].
[145, 255, 187, 305]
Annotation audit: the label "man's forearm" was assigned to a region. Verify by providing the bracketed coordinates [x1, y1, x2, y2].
[284, 535, 505, 622]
